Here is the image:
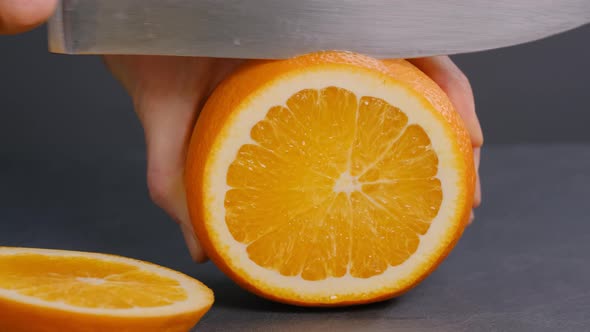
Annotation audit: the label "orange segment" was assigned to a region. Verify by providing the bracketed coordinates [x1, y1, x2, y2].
[0, 247, 213, 332]
[226, 88, 442, 281]
[185, 51, 475, 306]
[350, 96, 408, 176]
[359, 125, 439, 182]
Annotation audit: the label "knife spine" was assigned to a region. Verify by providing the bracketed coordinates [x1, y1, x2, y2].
[48, 0, 72, 54]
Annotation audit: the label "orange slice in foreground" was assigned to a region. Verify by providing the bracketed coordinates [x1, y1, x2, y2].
[186, 51, 475, 306]
[0, 247, 213, 332]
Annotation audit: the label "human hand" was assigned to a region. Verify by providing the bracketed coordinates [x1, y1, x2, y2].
[409, 56, 483, 223]
[103, 56, 244, 262]
[105, 55, 482, 264]
[0, 0, 57, 34]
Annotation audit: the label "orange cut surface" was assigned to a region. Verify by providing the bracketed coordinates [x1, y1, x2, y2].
[227, 88, 441, 280]
[186, 51, 474, 306]
[0, 247, 213, 332]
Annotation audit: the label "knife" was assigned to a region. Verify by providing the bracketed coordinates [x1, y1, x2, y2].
[48, 0, 590, 59]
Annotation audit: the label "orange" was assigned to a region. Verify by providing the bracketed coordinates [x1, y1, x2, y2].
[185, 51, 475, 306]
[0, 247, 213, 332]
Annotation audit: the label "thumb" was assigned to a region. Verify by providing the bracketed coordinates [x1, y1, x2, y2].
[135, 94, 207, 262]
[0, 0, 57, 34]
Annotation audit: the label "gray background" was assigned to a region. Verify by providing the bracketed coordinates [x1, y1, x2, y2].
[1, 25, 590, 331]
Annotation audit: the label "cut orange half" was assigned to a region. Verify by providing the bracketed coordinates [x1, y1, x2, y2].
[0, 247, 213, 332]
[185, 51, 475, 306]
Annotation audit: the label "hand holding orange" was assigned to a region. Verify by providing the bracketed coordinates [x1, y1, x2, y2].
[105, 54, 482, 262]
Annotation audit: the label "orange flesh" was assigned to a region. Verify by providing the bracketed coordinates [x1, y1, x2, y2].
[0, 254, 187, 308]
[224, 87, 442, 281]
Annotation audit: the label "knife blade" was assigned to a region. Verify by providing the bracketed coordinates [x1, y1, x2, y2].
[48, 0, 590, 59]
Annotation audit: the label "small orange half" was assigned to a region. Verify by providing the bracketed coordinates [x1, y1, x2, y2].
[185, 51, 475, 306]
[0, 247, 213, 332]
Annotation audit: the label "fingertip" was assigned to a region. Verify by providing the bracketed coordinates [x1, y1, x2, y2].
[180, 223, 208, 263]
[0, 0, 58, 34]
[473, 147, 482, 207]
[473, 177, 482, 208]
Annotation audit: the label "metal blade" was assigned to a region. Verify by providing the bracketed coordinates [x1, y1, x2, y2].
[48, 0, 590, 59]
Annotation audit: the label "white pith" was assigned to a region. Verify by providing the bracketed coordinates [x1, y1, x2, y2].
[204, 68, 467, 302]
[0, 247, 213, 316]
[333, 171, 361, 194]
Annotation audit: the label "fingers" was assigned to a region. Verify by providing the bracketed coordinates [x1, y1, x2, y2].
[408, 56, 483, 214]
[105, 55, 244, 262]
[473, 147, 481, 207]
[0, 0, 57, 34]
[104, 55, 210, 262]
[136, 93, 207, 262]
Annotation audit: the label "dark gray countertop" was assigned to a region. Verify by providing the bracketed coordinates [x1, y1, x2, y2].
[1, 145, 589, 331]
